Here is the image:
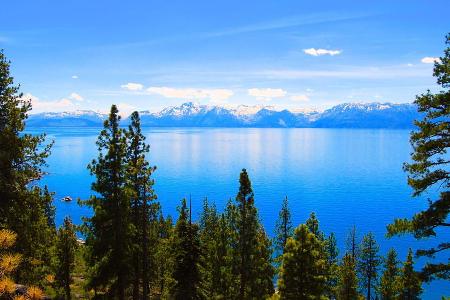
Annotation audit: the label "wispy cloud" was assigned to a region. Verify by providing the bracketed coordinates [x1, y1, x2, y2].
[303, 48, 341, 56]
[421, 56, 440, 64]
[147, 86, 234, 102]
[69, 92, 83, 101]
[248, 88, 287, 101]
[71, 75, 78, 79]
[22, 93, 76, 113]
[290, 94, 310, 102]
[121, 82, 144, 91]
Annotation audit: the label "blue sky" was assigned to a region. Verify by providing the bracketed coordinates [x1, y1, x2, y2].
[1, 0, 449, 114]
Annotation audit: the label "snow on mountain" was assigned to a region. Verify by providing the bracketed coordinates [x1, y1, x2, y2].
[25, 102, 420, 128]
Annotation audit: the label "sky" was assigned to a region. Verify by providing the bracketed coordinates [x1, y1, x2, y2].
[1, 0, 449, 114]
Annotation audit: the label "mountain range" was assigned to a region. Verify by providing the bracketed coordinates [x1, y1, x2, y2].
[26, 102, 420, 129]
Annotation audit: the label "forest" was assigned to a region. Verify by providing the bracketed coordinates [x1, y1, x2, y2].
[0, 35, 449, 300]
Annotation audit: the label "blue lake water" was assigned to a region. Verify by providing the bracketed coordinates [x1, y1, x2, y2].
[26, 127, 448, 298]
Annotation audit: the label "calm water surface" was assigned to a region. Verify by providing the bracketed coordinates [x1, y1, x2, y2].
[27, 127, 449, 298]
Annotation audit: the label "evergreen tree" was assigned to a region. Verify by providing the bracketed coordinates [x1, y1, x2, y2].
[306, 212, 324, 240]
[55, 217, 78, 300]
[274, 196, 293, 258]
[125, 111, 158, 300]
[379, 248, 400, 300]
[398, 249, 422, 300]
[172, 198, 202, 300]
[338, 253, 360, 300]
[81, 105, 132, 299]
[358, 232, 381, 300]
[0, 50, 55, 283]
[233, 169, 274, 299]
[153, 214, 175, 298]
[278, 224, 327, 300]
[0, 229, 21, 298]
[346, 225, 359, 264]
[325, 232, 339, 299]
[387, 33, 450, 282]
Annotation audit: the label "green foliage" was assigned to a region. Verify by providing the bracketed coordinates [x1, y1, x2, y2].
[232, 169, 274, 299]
[172, 198, 202, 300]
[337, 253, 360, 300]
[81, 105, 132, 299]
[398, 249, 422, 300]
[274, 196, 293, 259]
[387, 33, 450, 282]
[325, 232, 339, 298]
[379, 248, 400, 300]
[0, 50, 55, 284]
[125, 111, 158, 300]
[55, 217, 78, 300]
[358, 232, 380, 300]
[278, 224, 327, 300]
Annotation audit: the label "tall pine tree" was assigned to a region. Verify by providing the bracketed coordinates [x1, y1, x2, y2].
[0, 50, 55, 283]
[337, 253, 360, 300]
[82, 105, 132, 299]
[125, 111, 158, 300]
[387, 33, 450, 282]
[278, 224, 327, 299]
[55, 216, 78, 300]
[358, 232, 380, 300]
[398, 249, 422, 300]
[274, 196, 293, 259]
[379, 248, 400, 300]
[233, 169, 274, 299]
[172, 198, 202, 300]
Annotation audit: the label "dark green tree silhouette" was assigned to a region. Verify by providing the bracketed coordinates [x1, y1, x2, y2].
[398, 249, 422, 300]
[81, 105, 132, 299]
[358, 232, 380, 300]
[55, 216, 78, 300]
[125, 111, 158, 300]
[337, 253, 360, 300]
[274, 196, 293, 260]
[172, 198, 202, 300]
[278, 224, 327, 300]
[387, 33, 450, 282]
[379, 248, 400, 300]
[0, 50, 55, 283]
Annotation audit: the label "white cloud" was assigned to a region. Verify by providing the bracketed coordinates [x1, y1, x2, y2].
[69, 92, 83, 101]
[290, 94, 310, 102]
[421, 56, 441, 64]
[147, 86, 234, 102]
[304, 48, 342, 56]
[117, 102, 136, 117]
[121, 82, 144, 91]
[247, 88, 287, 101]
[71, 75, 78, 79]
[21, 93, 76, 112]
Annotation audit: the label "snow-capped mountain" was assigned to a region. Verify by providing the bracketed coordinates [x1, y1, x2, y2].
[26, 102, 420, 128]
[27, 110, 108, 127]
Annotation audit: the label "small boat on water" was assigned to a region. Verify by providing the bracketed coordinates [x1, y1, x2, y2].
[61, 196, 72, 202]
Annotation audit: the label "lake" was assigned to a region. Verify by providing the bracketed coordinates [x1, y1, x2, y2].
[27, 127, 448, 298]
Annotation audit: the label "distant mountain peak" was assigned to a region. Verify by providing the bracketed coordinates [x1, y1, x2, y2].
[26, 101, 419, 129]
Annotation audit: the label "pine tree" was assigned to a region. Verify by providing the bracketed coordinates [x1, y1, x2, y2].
[338, 253, 360, 300]
[358, 232, 381, 300]
[325, 232, 339, 299]
[278, 224, 327, 300]
[172, 198, 202, 300]
[153, 214, 175, 298]
[387, 33, 450, 282]
[0, 50, 55, 283]
[346, 225, 359, 264]
[233, 169, 274, 299]
[379, 248, 400, 300]
[81, 105, 132, 299]
[306, 212, 324, 240]
[55, 217, 78, 300]
[274, 196, 293, 259]
[398, 249, 422, 300]
[125, 111, 158, 300]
